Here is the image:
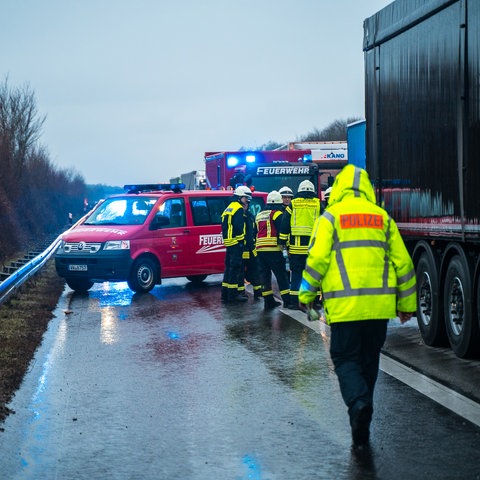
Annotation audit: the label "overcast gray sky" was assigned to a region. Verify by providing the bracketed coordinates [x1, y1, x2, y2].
[2, 0, 391, 186]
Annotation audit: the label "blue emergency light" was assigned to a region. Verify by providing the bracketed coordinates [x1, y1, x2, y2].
[245, 154, 256, 163]
[124, 183, 185, 193]
[227, 156, 239, 168]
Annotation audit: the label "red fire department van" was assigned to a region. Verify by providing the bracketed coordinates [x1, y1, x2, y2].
[55, 184, 267, 293]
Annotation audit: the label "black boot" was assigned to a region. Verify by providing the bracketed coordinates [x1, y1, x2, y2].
[264, 296, 281, 310]
[228, 292, 248, 303]
[351, 404, 372, 447]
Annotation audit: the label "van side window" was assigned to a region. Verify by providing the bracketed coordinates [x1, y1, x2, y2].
[155, 198, 186, 228]
[248, 197, 264, 218]
[191, 197, 226, 226]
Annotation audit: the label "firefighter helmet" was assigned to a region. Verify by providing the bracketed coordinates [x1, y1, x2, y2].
[267, 190, 283, 204]
[234, 185, 252, 201]
[279, 186, 294, 197]
[324, 186, 332, 201]
[298, 180, 315, 193]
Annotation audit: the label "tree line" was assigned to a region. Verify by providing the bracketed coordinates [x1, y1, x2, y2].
[0, 77, 87, 263]
[241, 117, 362, 151]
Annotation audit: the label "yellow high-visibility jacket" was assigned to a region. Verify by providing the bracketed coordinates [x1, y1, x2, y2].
[299, 165, 417, 323]
[221, 201, 245, 247]
[279, 196, 320, 255]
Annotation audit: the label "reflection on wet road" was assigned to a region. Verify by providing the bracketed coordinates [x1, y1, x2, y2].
[1, 276, 479, 479]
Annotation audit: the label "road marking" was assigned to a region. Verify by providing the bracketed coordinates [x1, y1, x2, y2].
[281, 308, 480, 428]
[379, 354, 480, 427]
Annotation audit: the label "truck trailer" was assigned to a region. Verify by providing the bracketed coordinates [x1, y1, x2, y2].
[364, 0, 480, 357]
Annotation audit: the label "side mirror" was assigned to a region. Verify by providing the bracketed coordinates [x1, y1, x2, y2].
[150, 215, 170, 230]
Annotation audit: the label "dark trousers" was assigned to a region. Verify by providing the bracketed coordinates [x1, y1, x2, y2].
[257, 251, 290, 304]
[243, 251, 262, 294]
[289, 253, 307, 297]
[330, 320, 388, 420]
[222, 244, 244, 300]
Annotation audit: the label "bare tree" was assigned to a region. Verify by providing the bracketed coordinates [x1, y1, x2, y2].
[0, 77, 87, 259]
[0, 76, 46, 192]
[299, 117, 363, 142]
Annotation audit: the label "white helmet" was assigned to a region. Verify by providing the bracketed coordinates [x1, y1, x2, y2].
[267, 190, 283, 204]
[324, 186, 332, 201]
[234, 185, 252, 200]
[278, 186, 294, 197]
[298, 180, 315, 193]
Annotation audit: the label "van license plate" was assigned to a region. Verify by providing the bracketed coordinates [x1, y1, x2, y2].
[69, 264, 87, 271]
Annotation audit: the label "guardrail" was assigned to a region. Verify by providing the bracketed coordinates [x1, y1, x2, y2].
[0, 235, 63, 305]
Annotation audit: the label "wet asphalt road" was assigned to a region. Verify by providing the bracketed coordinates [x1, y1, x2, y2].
[1, 276, 480, 479]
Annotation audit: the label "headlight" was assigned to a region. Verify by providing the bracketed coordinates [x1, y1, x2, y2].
[104, 240, 130, 250]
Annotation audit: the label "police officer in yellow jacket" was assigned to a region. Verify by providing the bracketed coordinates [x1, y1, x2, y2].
[299, 165, 417, 447]
[255, 191, 290, 309]
[221, 186, 251, 303]
[279, 180, 321, 307]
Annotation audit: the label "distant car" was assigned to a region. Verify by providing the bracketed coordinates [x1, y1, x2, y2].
[55, 184, 267, 293]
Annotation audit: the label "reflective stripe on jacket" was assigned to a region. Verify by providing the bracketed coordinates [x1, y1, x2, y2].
[299, 165, 416, 323]
[221, 201, 245, 247]
[290, 197, 320, 237]
[279, 196, 320, 255]
[255, 208, 283, 251]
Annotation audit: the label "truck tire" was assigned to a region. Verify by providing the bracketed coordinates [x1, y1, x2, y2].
[127, 257, 158, 293]
[66, 278, 94, 292]
[443, 255, 479, 358]
[186, 275, 207, 284]
[416, 252, 447, 346]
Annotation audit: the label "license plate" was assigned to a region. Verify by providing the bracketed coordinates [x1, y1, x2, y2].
[69, 264, 88, 271]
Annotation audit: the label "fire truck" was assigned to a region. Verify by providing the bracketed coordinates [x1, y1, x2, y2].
[204, 142, 348, 197]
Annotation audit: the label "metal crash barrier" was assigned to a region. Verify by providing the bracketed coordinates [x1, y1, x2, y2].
[0, 236, 63, 305]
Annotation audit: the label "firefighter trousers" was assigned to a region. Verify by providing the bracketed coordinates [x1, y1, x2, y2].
[243, 251, 262, 297]
[289, 253, 308, 300]
[257, 250, 290, 306]
[222, 244, 245, 300]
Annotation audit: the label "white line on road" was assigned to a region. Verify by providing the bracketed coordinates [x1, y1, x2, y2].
[379, 354, 480, 427]
[281, 308, 480, 428]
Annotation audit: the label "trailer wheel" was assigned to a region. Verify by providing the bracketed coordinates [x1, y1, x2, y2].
[443, 255, 479, 358]
[66, 278, 94, 293]
[127, 257, 158, 293]
[416, 252, 446, 346]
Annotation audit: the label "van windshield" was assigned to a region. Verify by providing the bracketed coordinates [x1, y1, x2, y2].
[84, 197, 157, 226]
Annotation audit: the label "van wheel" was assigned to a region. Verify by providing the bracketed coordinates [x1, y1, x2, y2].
[66, 278, 94, 292]
[444, 255, 479, 358]
[186, 275, 207, 284]
[128, 257, 158, 293]
[416, 252, 446, 346]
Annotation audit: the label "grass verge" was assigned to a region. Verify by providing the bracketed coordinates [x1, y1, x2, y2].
[0, 259, 65, 428]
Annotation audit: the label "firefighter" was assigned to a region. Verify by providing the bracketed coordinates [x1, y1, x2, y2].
[299, 165, 416, 447]
[279, 180, 321, 308]
[255, 191, 290, 309]
[241, 201, 262, 300]
[278, 186, 294, 210]
[323, 186, 332, 210]
[221, 185, 251, 303]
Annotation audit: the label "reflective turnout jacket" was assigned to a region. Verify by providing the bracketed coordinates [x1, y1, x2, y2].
[279, 195, 320, 255]
[221, 200, 245, 247]
[255, 206, 283, 252]
[299, 165, 416, 323]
